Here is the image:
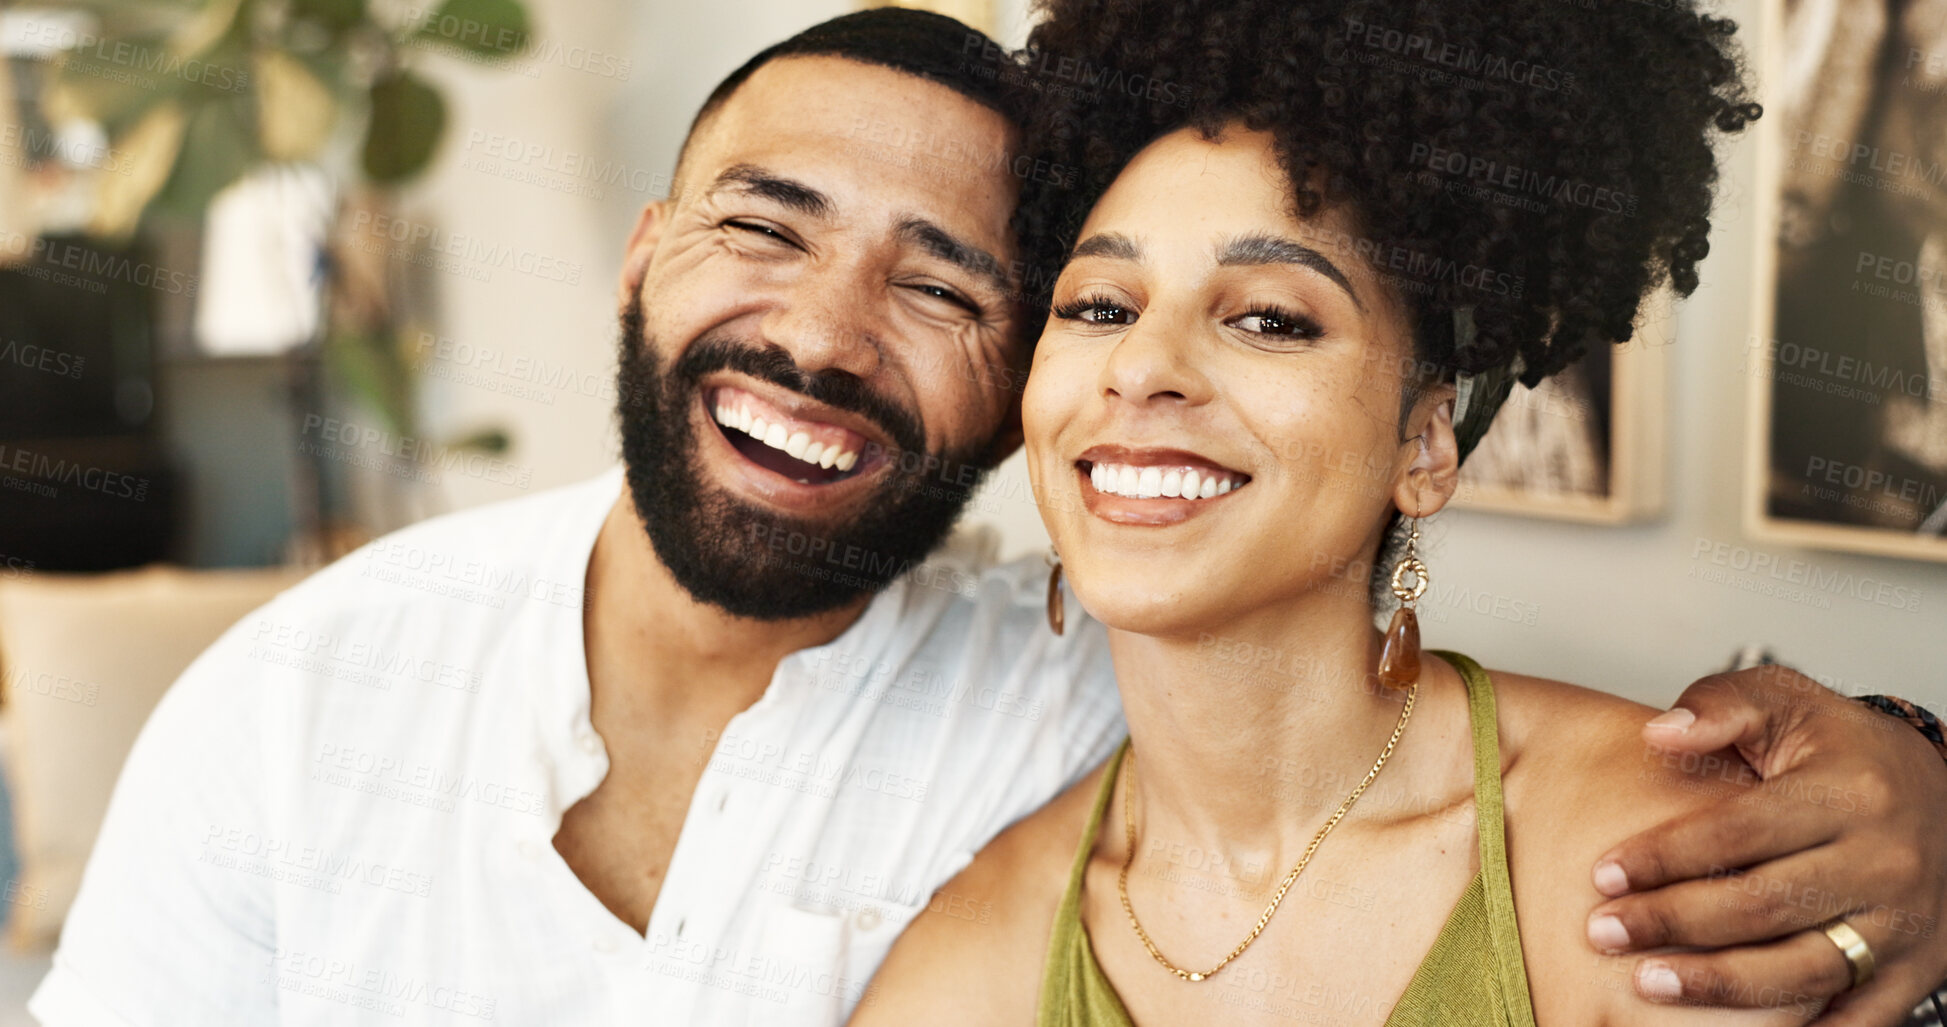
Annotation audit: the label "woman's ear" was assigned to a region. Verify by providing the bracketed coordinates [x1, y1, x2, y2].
[1395, 387, 1460, 518]
[617, 200, 670, 307]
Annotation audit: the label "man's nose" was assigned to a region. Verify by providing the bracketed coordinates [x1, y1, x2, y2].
[756, 265, 885, 381]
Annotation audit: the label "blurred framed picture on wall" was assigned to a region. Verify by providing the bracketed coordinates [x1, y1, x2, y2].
[1743, 0, 1947, 563]
[1452, 291, 1672, 524]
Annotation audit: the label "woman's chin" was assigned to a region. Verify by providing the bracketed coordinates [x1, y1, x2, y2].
[1070, 584, 1219, 641]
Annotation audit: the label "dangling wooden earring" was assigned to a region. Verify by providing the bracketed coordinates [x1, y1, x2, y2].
[1046, 548, 1065, 636]
[1378, 515, 1427, 690]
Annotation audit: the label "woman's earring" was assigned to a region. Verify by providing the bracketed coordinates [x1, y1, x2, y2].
[1045, 548, 1065, 636]
[1379, 514, 1428, 690]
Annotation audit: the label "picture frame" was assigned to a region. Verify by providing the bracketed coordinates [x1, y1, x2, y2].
[1452, 290, 1673, 525]
[1741, 0, 1947, 563]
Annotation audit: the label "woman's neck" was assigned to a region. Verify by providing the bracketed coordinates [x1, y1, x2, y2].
[1107, 593, 1459, 862]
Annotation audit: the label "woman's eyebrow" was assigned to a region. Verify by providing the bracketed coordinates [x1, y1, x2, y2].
[1216, 232, 1364, 311]
[1068, 232, 1144, 262]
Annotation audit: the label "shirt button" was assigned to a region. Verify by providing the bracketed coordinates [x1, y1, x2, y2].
[856, 908, 883, 931]
[576, 731, 601, 755]
[593, 936, 619, 954]
[517, 838, 541, 860]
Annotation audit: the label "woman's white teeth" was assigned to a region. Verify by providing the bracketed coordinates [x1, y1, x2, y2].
[1089, 462, 1244, 500]
[713, 403, 860, 472]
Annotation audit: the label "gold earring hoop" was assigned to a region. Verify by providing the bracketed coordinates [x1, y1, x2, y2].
[1378, 513, 1427, 690]
[1046, 547, 1065, 636]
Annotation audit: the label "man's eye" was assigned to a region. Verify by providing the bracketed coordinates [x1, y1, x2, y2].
[914, 283, 960, 303]
[725, 220, 795, 245]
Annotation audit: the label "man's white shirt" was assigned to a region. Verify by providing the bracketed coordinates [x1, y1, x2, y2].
[30, 468, 1125, 1026]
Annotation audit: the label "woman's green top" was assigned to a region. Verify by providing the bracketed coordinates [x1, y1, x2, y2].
[1035, 650, 1537, 1026]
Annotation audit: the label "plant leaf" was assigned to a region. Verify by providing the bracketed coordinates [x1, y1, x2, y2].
[444, 428, 510, 454]
[410, 0, 529, 61]
[325, 329, 415, 437]
[147, 94, 258, 219]
[255, 50, 337, 161]
[86, 100, 188, 239]
[360, 70, 445, 184]
[45, 38, 189, 132]
[290, 0, 367, 35]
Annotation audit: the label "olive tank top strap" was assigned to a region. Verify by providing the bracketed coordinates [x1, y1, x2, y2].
[1036, 739, 1133, 1025]
[1430, 650, 1537, 1026]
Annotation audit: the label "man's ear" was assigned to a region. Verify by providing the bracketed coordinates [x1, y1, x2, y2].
[1393, 386, 1460, 517]
[618, 200, 670, 306]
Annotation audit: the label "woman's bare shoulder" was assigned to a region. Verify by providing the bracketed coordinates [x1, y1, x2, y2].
[1486, 668, 1745, 833]
[849, 755, 1117, 1026]
[1483, 669, 1815, 1025]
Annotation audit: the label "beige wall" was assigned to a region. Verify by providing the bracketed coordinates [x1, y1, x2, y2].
[403, 0, 1947, 710]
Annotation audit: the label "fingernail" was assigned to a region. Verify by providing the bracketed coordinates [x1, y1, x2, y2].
[1646, 708, 1696, 733]
[1588, 914, 1630, 952]
[1637, 962, 1682, 1001]
[1593, 860, 1629, 897]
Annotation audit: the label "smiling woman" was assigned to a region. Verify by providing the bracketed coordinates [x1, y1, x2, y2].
[845, 0, 1829, 1024]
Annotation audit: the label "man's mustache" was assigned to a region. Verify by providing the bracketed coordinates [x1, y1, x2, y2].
[671, 334, 929, 459]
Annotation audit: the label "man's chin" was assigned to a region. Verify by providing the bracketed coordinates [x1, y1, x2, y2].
[641, 500, 885, 622]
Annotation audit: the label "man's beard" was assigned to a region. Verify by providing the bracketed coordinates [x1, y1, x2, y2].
[614, 295, 998, 620]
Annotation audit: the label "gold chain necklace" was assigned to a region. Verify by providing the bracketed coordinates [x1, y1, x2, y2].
[1116, 681, 1418, 982]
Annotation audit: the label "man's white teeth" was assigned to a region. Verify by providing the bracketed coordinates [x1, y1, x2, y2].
[1089, 462, 1244, 500]
[713, 403, 860, 472]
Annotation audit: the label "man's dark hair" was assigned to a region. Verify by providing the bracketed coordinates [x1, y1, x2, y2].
[674, 8, 1019, 180]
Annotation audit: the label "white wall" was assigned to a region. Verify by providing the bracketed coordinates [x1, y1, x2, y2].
[404, 0, 1947, 710]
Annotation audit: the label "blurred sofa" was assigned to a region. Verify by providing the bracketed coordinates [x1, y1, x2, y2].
[0, 564, 304, 1017]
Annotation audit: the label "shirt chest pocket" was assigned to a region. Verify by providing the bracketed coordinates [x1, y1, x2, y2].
[741, 899, 926, 1027]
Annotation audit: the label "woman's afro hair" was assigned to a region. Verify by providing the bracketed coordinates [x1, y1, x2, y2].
[1010, 0, 1764, 389]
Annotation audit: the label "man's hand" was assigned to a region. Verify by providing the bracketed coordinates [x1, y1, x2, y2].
[1583, 665, 1947, 1025]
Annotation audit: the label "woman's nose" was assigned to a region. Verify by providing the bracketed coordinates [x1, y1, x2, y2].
[1096, 308, 1212, 408]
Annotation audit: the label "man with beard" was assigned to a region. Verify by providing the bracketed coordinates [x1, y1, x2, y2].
[31, 8, 1947, 1027]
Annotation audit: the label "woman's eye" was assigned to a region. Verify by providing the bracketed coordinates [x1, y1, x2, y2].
[1232, 308, 1321, 338]
[1054, 298, 1138, 325]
